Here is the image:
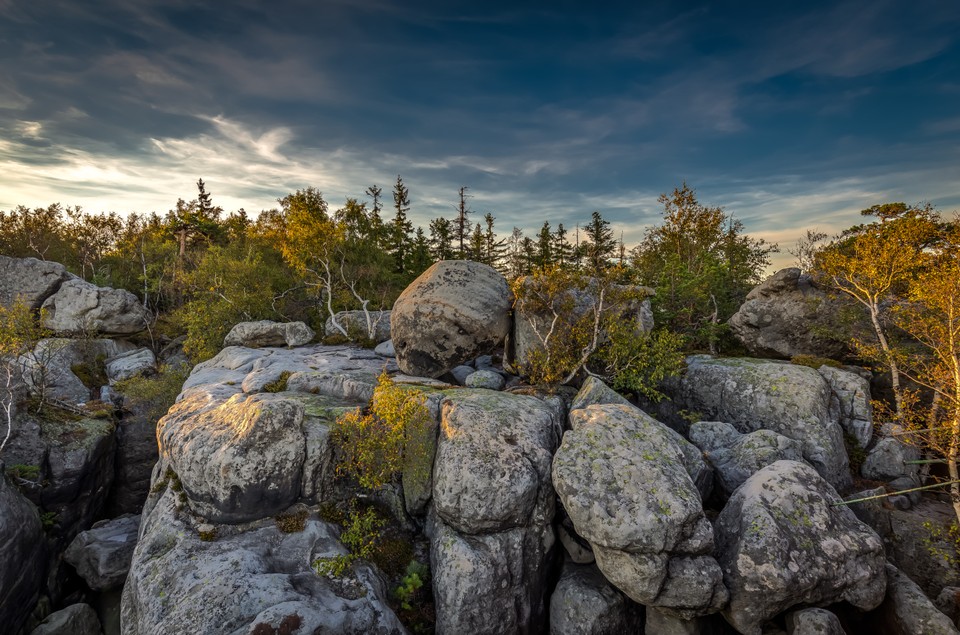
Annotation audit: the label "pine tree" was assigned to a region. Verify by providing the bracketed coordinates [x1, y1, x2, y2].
[483, 213, 508, 271]
[408, 226, 433, 274]
[553, 223, 571, 268]
[454, 186, 471, 258]
[583, 210, 616, 273]
[388, 175, 413, 274]
[535, 221, 553, 270]
[428, 217, 454, 261]
[365, 184, 385, 247]
[469, 222, 485, 262]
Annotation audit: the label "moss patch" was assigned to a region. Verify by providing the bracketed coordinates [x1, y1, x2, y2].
[263, 371, 293, 393]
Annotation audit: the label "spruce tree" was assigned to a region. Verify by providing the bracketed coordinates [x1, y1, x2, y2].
[454, 186, 471, 258]
[428, 217, 454, 261]
[583, 211, 615, 273]
[388, 175, 413, 274]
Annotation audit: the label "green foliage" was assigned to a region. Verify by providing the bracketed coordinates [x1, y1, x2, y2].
[4, 463, 40, 482]
[313, 507, 386, 577]
[70, 354, 108, 391]
[332, 372, 431, 491]
[790, 355, 843, 370]
[394, 560, 430, 611]
[922, 521, 960, 569]
[115, 364, 190, 424]
[597, 325, 686, 402]
[39, 511, 57, 530]
[274, 506, 309, 533]
[262, 371, 292, 393]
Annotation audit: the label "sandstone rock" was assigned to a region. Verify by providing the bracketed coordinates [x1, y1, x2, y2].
[374, 339, 395, 357]
[324, 310, 391, 343]
[121, 487, 404, 635]
[19, 338, 138, 404]
[391, 260, 512, 378]
[570, 375, 631, 412]
[29, 603, 102, 635]
[450, 364, 474, 386]
[105, 347, 156, 384]
[936, 587, 960, 628]
[107, 408, 160, 516]
[464, 369, 505, 390]
[672, 356, 851, 490]
[727, 268, 851, 359]
[818, 365, 873, 449]
[553, 403, 726, 617]
[223, 320, 315, 348]
[861, 436, 919, 481]
[644, 608, 728, 635]
[42, 277, 150, 335]
[688, 421, 804, 500]
[0, 464, 46, 635]
[715, 460, 886, 635]
[0, 255, 70, 310]
[549, 562, 642, 635]
[65, 515, 140, 591]
[785, 608, 845, 635]
[872, 565, 959, 635]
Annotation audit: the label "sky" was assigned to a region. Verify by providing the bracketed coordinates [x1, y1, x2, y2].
[1, 0, 959, 269]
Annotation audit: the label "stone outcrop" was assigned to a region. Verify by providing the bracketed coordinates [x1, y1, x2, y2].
[0, 255, 70, 310]
[65, 514, 140, 591]
[29, 603, 102, 635]
[727, 267, 850, 359]
[715, 461, 886, 635]
[870, 565, 959, 635]
[549, 562, 642, 635]
[42, 277, 150, 335]
[671, 356, 852, 490]
[0, 464, 46, 635]
[862, 436, 919, 481]
[785, 608, 845, 635]
[553, 401, 726, 618]
[429, 390, 563, 634]
[19, 337, 138, 404]
[818, 365, 873, 448]
[391, 260, 512, 378]
[223, 320, 315, 348]
[105, 347, 156, 384]
[324, 310, 391, 343]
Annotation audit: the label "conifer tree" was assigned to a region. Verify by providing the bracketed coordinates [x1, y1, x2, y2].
[428, 217, 454, 261]
[583, 210, 616, 273]
[388, 175, 413, 274]
[535, 221, 553, 270]
[483, 213, 507, 271]
[454, 186, 471, 258]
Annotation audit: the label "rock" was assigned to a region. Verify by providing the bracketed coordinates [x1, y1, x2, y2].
[553, 403, 726, 617]
[222, 320, 315, 348]
[0, 255, 70, 310]
[105, 348, 156, 384]
[473, 355, 496, 371]
[872, 565, 959, 635]
[464, 369, 505, 390]
[107, 408, 160, 516]
[936, 587, 960, 628]
[324, 310, 391, 343]
[391, 260, 512, 378]
[0, 464, 46, 635]
[785, 608, 845, 635]
[861, 436, 919, 481]
[727, 268, 851, 359]
[688, 421, 804, 500]
[549, 562, 642, 635]
[42, 277, 150, 335]
[511, 278, 653, 374]
[889, 475, 922, 506]
[65, 515, 140, 591]
[557, 517, 594, 564]
[570, 375, 631, 412]
[374, 339, 395, 357]
[19, 338, 138, 404]
[644, 608, 727, 635]
[715, 460, 886, 635]
[121, 487, 404, 635]
[157, 392, 307, 523]
[429, 390, 563, 633]
[450, 364, 474, 386]
[818, 365, 873, 448]
[29, 603, 102, 635]
[671, 356, 851, 490]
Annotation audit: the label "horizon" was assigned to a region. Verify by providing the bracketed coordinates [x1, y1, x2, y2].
[2, 1, 959, 270]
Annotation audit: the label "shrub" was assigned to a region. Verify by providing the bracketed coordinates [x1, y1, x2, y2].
[394, 560, 430, 611]
[115, 364, 190, 424]
[596, 323, 686, 402]
[313, 506, 385, 577]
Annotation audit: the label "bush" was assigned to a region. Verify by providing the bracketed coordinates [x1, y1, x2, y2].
[313, 506, 385, 577]
[115, 364, 190, 423]
[596, 323, 686, 402]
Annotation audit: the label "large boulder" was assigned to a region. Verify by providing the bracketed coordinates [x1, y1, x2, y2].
[29, 603, 102, 635]
[671, 356, 852, 490]
[549, 562, 643, 635]
[553, 403, 726, 618]
[817, 365, 873, 449]
[65, 515, 140, 591]
[727, 268, 851, 359]
[223, 320, 315, 348]
[42, 277, 150, 335]
[105, 347, 156, 384]
[861, 436, 919, 481]
[429, 390, 563, 634]
[785, 608, 845, 635]
[0, 255, 70, 310]
[121, 487, 405, 635]
[715, 461, 886, 635]
[391, 260, 512, 378]
[324, 310, 391, 343]
[870, 565, 959, 635]
[19, 337, 138, 404]
[0, 464, 46, 635]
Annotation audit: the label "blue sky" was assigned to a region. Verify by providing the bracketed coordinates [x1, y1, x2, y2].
[1, 0, 958, 268]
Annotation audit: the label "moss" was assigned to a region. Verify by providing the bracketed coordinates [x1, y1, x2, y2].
[70, 353, 108, 390]
[152, 466, 184, 495]
[844, 432, 867, 474]
[371, 535, 415, 577]
[275, 507, 309, 533]
[198, 526, 217, 542]
[263, 371, 293, 393]
[318, 502, 348, 525]
[790, 354, 843, 370]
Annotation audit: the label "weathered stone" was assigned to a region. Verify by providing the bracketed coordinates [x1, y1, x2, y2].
[465, 369, 505, 390]
[374, 339, 395, 357]
[549, 562, 642, 635]
[936, 587, 960, 628]
[871, 565, 959, 635]
[65, 515, 140, 591]
[689, 421, 804, 500]
[0, 255, 70, 310]
[42, 277, 150, 335]
[324, 310, 391, 342]
[105, 347, 156, 384]
[29, 603, 102, 635]
[121, 487, 404, 635]
[715, 461, 886, 635]
[727, 268, 852, 359]
[818, 365, 873, 449]
[0, 464, 46, 635]
[450, 364, 474, 386]
[391, 260, 512, 378]
[671, 356, 851, 490]
[861, 436, 919, 481]
[19, 337, 138, 404]
[785, 608, 845, 635]
[223, 320, 315, 348]
[644, 608, 727, 635]
[570, 375, 631, 412]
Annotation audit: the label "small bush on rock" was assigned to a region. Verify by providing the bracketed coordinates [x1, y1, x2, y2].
[313, 506, 385, 577]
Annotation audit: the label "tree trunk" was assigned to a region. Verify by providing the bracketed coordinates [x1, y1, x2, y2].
[869, 303, 903, 419]
[949, 413, 960, 526]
